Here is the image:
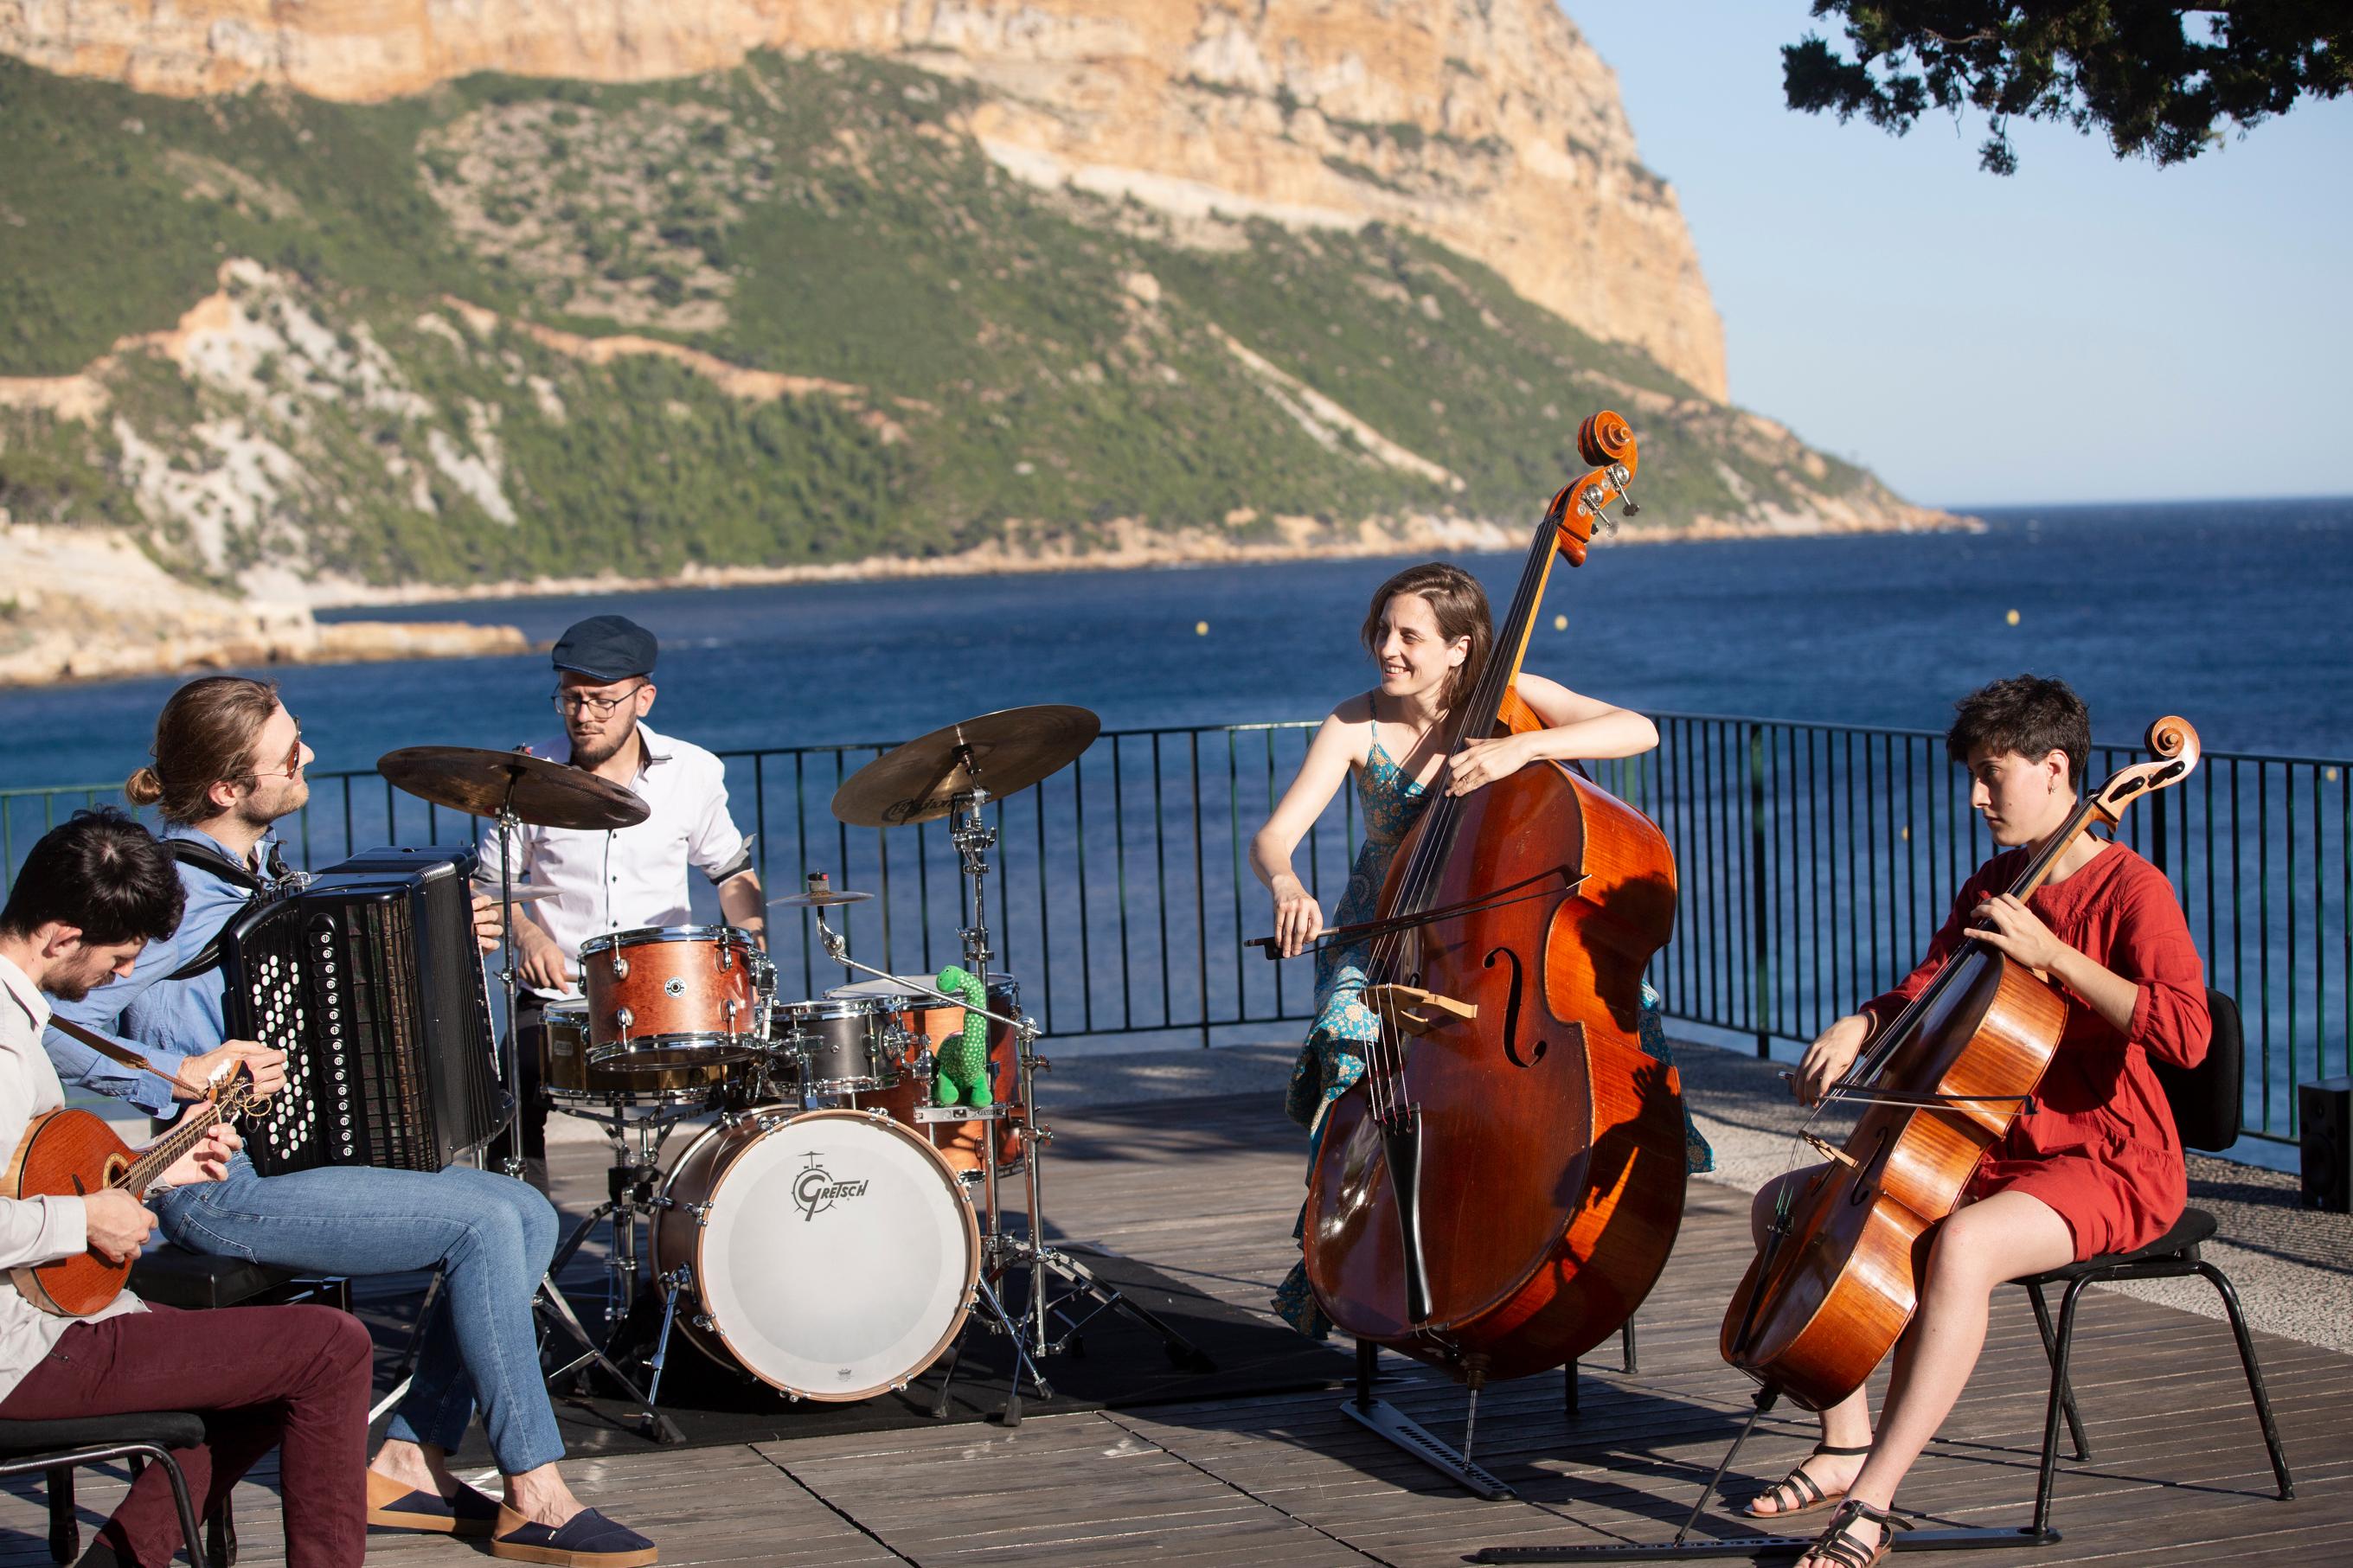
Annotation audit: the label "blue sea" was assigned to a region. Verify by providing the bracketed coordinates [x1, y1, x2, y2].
[6, 497, 2348, 1170]
[3, 497, 2349, 792]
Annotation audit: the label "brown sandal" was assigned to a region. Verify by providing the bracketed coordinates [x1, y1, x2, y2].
[1799, 1499, 1911, 1568]
[1739, 1443, 1872, 1520]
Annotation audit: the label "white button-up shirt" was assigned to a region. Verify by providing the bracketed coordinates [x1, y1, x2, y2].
[479, 720, 753, 998]
[0, 953, 143, 1403]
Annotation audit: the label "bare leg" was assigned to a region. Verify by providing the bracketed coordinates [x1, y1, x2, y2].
[1795, 1190, 2074, 1566]
[369, 1441, 587, 1526]
[1744, 1168, 1873, 1516]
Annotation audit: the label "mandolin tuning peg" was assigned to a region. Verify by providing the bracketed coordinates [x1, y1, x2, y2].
[1622, 501, 1641, 517]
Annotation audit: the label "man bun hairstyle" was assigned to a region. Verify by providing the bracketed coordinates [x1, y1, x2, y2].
[1361, 561, 1494, 717]
[1946, 675, 2091, 793]
[0, 809, 185, 946]
[126, 675, 282, 824]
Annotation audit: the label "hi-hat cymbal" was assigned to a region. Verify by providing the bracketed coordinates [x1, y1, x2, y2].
[766, 886, 875, 910]
[380, 746, 650, 832]
[832, 705, 1100, 827]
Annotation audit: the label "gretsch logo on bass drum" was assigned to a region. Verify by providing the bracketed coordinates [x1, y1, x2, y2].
[792, 1152, 869, 1221]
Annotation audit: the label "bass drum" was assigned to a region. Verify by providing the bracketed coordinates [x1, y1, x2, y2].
[652, 1107, 978, 1401]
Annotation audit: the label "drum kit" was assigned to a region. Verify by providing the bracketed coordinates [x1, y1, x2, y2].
[379, 704, 1207, 1441]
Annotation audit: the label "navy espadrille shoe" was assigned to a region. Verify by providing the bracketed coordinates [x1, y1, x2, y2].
[364, 1470, 502, 1537]
[489, 1504, 657, 1567]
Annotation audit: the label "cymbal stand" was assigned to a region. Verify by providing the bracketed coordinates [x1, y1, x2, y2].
[478, 770, 683, 1443]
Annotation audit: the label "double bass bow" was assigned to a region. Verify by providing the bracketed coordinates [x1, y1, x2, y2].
[1298, 411, 1689, 1384]
[1721, 716, 2202, 1411]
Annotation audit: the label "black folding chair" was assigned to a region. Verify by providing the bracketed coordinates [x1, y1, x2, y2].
[2018, 987, 2295, 1534]
[0, 1412, 210, 1568]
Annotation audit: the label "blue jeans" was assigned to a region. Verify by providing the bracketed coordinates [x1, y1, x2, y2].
[153, 1155, 565, 1474]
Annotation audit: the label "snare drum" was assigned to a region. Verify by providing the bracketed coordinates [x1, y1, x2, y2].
[539, 1000, 729, 1107]
[828, 973, 1025, 1175]
[774, 996, 901, 1094]
[580, 925, 769, 1072]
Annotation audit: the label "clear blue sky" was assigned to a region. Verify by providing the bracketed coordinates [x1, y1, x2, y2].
[1572, 3, 2353, 508]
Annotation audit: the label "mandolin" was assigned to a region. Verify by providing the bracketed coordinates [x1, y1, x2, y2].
[6, 1074, 259, 1317]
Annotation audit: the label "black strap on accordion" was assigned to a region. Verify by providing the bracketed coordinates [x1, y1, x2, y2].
[161, 839, 293, 982]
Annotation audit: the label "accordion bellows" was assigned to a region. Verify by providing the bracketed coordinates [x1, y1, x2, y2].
[217, 846, 501, 1175]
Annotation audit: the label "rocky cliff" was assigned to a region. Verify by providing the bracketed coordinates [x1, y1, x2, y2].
[0, 0, 1727, 400]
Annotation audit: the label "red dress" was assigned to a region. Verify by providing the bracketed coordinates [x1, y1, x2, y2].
[1862, 842, 2209, 1261]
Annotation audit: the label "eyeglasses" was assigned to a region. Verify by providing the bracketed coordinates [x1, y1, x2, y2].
[552, 683, 646, 718]
[251, 720, 304, 781]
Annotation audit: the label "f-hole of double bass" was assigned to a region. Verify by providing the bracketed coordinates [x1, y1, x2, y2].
[1482, 945, 1548, 1069]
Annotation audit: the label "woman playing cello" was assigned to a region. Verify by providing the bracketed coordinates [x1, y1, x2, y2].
[1247, 560, 1705, 1336]
[1745, 675, 2209, 1568]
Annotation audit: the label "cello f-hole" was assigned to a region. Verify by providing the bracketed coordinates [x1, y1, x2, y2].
[1483, 946, 1548, 1069]
[1846, 1125, 1892, 1207]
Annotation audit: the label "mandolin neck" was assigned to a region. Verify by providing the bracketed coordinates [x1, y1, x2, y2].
[116, 1103, 226, 1194]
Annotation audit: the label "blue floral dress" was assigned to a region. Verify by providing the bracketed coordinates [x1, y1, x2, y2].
[1270, 736, 1713, 1338]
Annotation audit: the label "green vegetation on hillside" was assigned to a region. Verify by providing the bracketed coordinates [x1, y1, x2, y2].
[0, 51, 1901, 590]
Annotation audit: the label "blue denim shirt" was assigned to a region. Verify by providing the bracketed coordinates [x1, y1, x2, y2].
[44, 822, 279, 1117]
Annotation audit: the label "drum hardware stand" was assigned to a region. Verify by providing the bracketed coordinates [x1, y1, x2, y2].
[818, 837, 1216, 1380]
[1465, 1381, 2050, 1561]
[365, 1270, 447, 1425]
[544, 1102, 695, 1334]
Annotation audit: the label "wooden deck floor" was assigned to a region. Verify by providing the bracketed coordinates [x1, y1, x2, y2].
[3, 1091, 2345, 1566]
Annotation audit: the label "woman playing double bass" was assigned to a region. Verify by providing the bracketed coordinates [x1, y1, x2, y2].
[1247, 560, 1704, 1337]
[1746, 675, 2209, 1568]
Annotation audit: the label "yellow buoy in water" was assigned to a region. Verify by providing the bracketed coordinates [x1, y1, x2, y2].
[1195, 620, 1209, 637]
[1553, 614, 1568, 630]
[2006, 609, 2021, 626]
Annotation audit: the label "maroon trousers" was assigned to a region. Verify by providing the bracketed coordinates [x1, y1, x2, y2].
[0, 1302, 370, 1568]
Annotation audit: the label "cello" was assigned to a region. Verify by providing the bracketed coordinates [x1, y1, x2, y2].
[1299, 411, 1689, 1385]
[1721, 716, 2202, 1411]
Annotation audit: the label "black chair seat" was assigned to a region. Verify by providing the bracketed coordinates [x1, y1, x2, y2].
[2029, 1206, 2217, 1283]
[128, 1245, 301, 1310]
[0, 1411, 205, 1457]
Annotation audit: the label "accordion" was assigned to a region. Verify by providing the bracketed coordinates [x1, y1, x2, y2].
[217, 845, 500, 1176]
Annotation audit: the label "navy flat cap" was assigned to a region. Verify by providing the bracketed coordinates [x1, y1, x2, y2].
[551, 615, 657, 682]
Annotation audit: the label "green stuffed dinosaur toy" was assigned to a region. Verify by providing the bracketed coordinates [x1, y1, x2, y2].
[932, 965, 994, 1110]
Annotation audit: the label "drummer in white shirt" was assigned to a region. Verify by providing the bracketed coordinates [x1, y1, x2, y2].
[484, 615, 765, 1185]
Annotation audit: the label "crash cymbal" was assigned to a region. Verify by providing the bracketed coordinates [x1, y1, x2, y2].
[469, 880, 566, 904]
[831, 705, 1100, 827]
[379, 746, 650, 832]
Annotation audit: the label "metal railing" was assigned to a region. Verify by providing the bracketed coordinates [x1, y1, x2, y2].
[6, 717, 2344, 1142]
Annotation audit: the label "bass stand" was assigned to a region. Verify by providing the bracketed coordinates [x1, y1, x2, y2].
[477, 769, 685, 1446]
[938, 784, 1215, 1379]
[1345, 1341, 1515, 1501]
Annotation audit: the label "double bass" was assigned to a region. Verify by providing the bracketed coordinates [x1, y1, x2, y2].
[1298, 412, 1689, 1383]
[1721, 717, 2202, 1410]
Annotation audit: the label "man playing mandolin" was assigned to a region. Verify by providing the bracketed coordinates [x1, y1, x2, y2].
[1746, 675, 2209, 1568]
[0, 810, 373, 1568]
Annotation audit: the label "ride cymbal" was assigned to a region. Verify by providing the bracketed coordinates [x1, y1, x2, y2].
[379, 745, 650, 832]
[831, 705, 1100, 827]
